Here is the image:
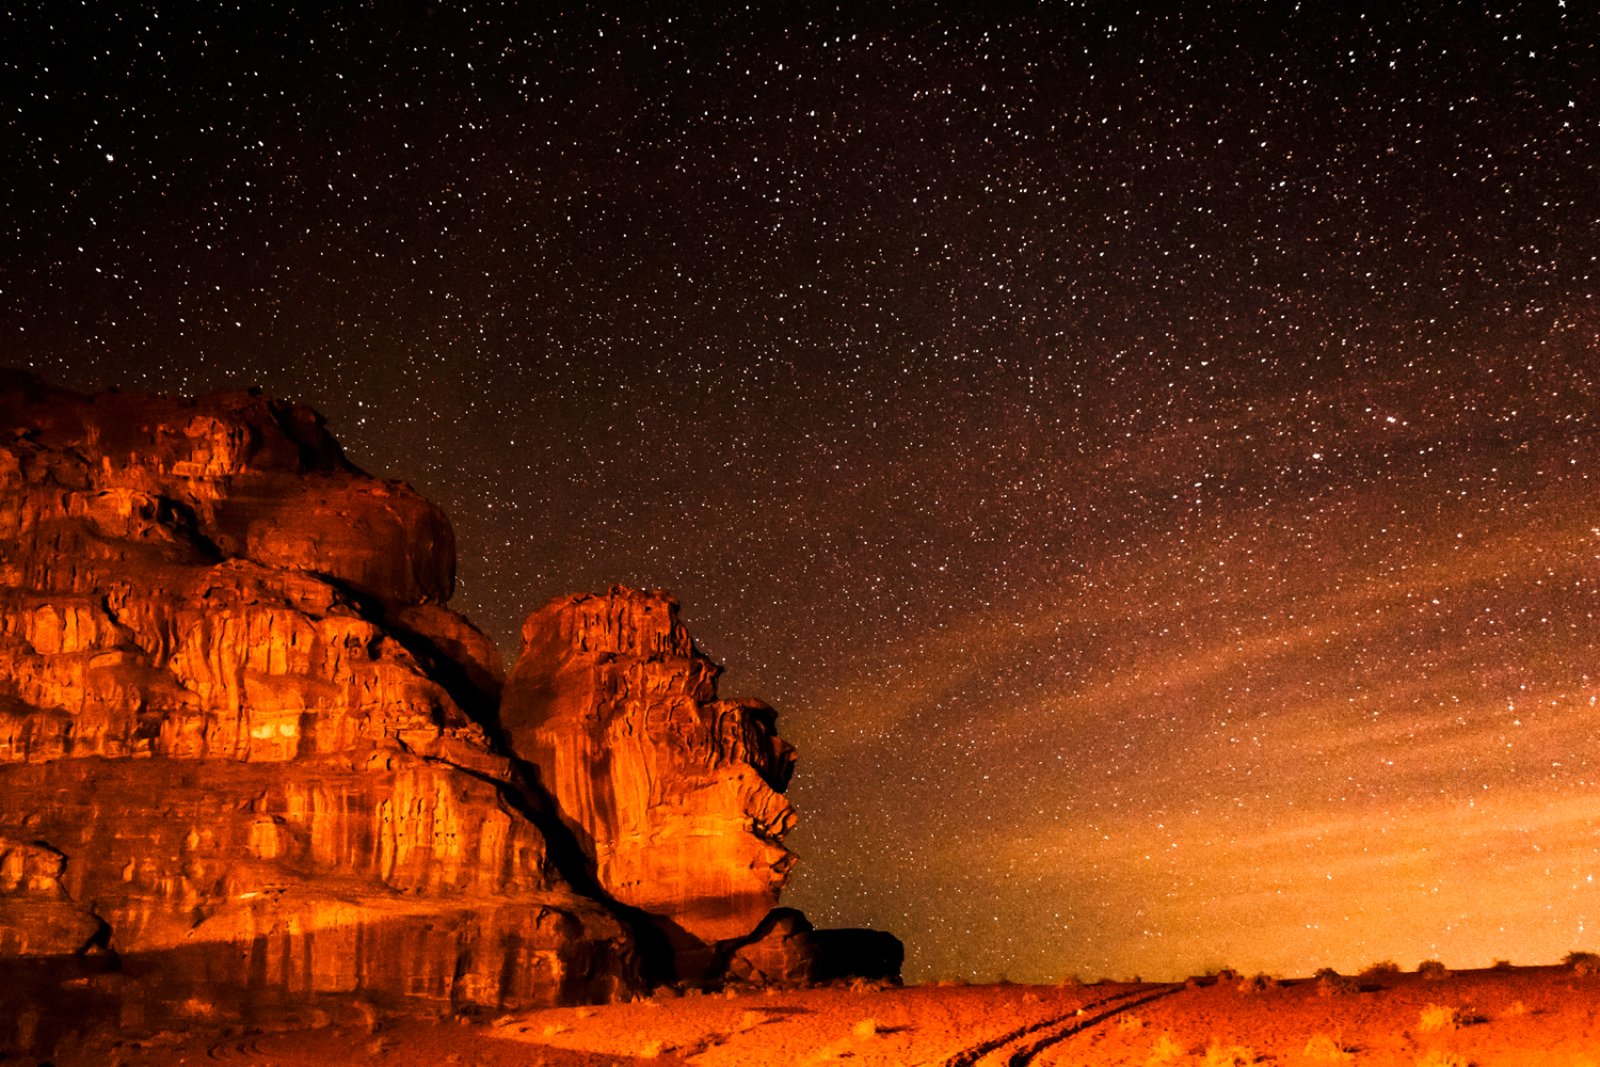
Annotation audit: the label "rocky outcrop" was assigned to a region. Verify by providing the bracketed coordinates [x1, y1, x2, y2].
[500, 587, 798, 976]
[0, 372, 902, 1054]
[0, 372, 636, 1029]
[722, 908, 905, 988]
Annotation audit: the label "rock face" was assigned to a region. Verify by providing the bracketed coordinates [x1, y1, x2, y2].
[0, 372, 635, 1029]
[0, 372, 902, 1051]
[501, 588, 797, 975]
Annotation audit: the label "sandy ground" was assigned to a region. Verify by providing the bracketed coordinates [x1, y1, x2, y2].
[20, 967, 1600, 1066]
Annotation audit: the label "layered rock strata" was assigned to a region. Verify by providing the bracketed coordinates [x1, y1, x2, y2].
[501, 587, 798, 976]
[0, 372, 635, 1025]
[0, 372, 902, 1052]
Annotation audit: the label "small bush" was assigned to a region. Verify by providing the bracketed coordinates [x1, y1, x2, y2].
[1057, 972, 1085, 987]
[1360, 960, 1401, 979]
[1564, 951, 1600, 975]
[1303, 1033, 1354, 1063]
[1237, 973, 1279, 994]
[1417, 959, 1451, 980]
[1419, 1004, 1464, 1032]
[1491, 958, 1514, 971]
[1202, 1041, 1258, 1066]
[1317, 972, 1358, 997]
[1415, 1053, 1472, 1067]
[1146, 1032, 1187, 1066]
[851, 1018, 879, 1039]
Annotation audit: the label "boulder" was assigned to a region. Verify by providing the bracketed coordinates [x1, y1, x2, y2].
[721, 908, 905, 987]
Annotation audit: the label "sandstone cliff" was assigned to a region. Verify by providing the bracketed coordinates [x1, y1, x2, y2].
[0, 372, 901, 1054]
[0, 372, 634, 1035]
[501, 587, 798, 975]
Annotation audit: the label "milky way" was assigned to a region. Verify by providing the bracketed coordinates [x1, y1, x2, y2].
[4, 4, 1598, 981]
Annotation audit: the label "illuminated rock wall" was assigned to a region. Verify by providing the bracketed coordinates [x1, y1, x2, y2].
[501, 587, 797, 972]
[0, 373, 634, 1013]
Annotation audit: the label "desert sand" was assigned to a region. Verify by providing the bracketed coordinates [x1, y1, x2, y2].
[32, 966, 1600, 1066]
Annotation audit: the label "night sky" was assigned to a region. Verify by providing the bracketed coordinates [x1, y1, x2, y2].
[5, 4, 1599, 982]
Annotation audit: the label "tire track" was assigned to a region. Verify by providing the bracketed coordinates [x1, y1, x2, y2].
[939, 985, 1171, 1067]
[999, 984, 1185, 1065]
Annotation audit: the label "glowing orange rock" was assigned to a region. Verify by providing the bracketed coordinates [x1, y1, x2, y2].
[0, 372, 635, 1017]
[501, 587, 797, 972]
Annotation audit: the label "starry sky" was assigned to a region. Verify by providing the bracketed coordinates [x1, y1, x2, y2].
[5, 3, 1599, 983]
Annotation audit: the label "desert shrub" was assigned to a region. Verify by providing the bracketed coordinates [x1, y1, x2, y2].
[1317, 972, 1358, 997]
[1303, 1033, 1354, 1063]
[1417, 959, 1451, 980]
[1418, 1004, 1464, 1032]
[1237, 973, 1279, 994]
[1146, 1031, 1187, 1066]
[1360, 960, 1401, 978]
[1202, 1041, 1258, 1066]
[1491, 958, 1514, 971]
[1057, 972, 1085, 987]
[1414, 1053, 1472, 1067]
[851, 1018, 879, 1039]
[1212, 966, 1239, 981]
[1564, 951, 1600, 975]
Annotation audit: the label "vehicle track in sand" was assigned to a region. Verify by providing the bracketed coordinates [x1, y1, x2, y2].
[937, 983, 1186, 1067]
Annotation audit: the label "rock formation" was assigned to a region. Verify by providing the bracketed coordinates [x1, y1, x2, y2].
[723, 908, 906, 988]
[501, 587, 798, 975]
[0, 371, 901, 1053]
[0, 372, 634, 1039]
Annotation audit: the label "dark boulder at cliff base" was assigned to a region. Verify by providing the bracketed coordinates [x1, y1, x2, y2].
[720, 908, 906, 988]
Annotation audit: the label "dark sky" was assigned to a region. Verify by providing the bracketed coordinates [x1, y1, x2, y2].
[5, 3, 1599, 982]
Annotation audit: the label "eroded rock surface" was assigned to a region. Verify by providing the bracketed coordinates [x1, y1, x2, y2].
[0, 372, 636, 1026]
[500, 587, 798, 973]
[0, 373, 902, 1054]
